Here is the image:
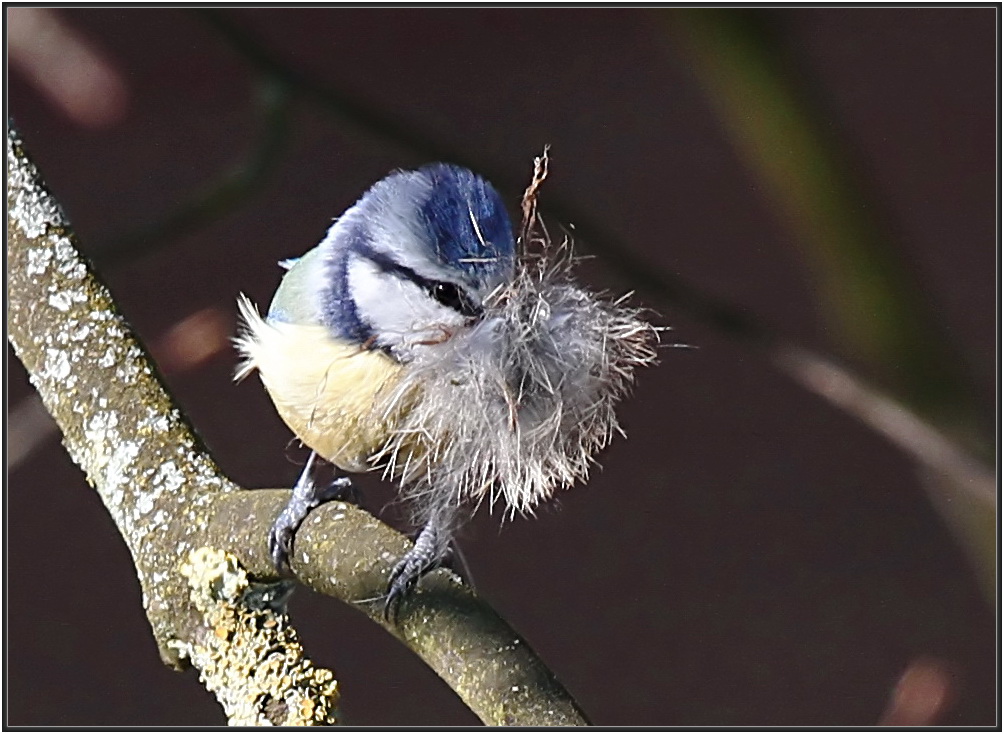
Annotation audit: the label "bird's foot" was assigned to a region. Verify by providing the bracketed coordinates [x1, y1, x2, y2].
[383, 508, 453, 621]
[384, 549, 438, 622]
[269, 451, 354, 574]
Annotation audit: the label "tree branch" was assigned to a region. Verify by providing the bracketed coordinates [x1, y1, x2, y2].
[6, 125, 588, 726]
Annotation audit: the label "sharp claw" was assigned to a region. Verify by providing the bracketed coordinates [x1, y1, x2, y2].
[268, 522, 294, 576]
[384, 571, 412, 621]
[383, 555, 430, 622]
[383, 586, 403, 622]
[383, 507, 454, 622]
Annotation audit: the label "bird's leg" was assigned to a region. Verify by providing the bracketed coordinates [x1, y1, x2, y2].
[269, 450, 353, 574]
[384, 503, 456, 621]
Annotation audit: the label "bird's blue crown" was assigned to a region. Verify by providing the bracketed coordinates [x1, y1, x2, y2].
[413, 163, 515, 275]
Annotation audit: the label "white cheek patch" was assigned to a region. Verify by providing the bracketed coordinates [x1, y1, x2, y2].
[347, 255, 466, 355]
[362, 174, 460, 284]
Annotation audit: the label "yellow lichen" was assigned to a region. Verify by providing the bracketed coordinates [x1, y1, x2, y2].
[171, 547, 340, 726]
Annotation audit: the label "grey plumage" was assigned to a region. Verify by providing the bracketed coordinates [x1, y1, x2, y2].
[373, 244, 659, 525]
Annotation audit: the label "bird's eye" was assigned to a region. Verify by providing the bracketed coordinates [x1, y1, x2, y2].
[431, 282, 463, 310]
[430, 281, 480, 317]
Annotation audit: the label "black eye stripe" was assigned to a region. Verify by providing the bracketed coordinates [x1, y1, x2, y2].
[359, 249, 482, 318]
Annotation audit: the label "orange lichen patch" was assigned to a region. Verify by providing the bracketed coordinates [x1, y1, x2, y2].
[172, 548, 340, 725]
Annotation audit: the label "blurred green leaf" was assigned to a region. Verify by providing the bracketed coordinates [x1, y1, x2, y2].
[667, 9, 987, 452]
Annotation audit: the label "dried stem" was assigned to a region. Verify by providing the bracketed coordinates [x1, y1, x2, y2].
[519, 145, 550, 247]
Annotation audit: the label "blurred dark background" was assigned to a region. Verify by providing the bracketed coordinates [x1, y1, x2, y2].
[6, 7, 997, 726]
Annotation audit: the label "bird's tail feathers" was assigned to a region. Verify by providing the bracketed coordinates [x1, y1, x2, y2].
[233, 293, 266, 382]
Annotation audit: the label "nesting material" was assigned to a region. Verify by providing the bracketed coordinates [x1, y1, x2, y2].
[374, 151, 659, 519]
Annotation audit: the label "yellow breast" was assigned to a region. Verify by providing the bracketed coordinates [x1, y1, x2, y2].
[236, 297, 406, 471]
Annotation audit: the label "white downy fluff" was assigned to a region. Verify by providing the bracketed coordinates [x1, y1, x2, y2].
[373, 243, 658, 521]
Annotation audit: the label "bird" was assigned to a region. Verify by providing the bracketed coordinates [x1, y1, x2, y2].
[235, 158, 656, 619]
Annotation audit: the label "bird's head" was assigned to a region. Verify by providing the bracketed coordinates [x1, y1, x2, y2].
[273, 164, 516, 361]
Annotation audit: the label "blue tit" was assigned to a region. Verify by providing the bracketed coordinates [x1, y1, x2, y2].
[237, 160, 656, 618]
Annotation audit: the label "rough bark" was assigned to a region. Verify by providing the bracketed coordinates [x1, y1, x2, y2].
[6, 125, 588, 726]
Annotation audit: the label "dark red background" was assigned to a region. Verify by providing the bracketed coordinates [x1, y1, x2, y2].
[6, 8, 997, 726]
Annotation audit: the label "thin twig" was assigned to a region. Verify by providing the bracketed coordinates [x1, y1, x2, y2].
[519, 145, 549, 247]
[776, 347, 995, 507]
[90, 74, 293, 267]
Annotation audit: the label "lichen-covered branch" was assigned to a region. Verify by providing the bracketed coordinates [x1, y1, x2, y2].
[6, 125, 588, 726]
[7, 124, 240, 669]
[7, 124, 329, 723]
[200, 490, 590, 726]
[173, 547, 339, 725]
